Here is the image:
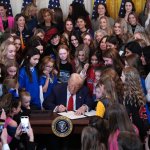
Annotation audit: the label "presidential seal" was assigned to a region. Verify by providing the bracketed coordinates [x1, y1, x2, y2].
[52, 116, 73, 137]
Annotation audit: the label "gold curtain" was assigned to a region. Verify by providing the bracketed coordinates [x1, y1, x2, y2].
[92, 0, 146, 19]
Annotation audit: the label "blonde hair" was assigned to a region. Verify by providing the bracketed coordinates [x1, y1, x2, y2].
[22, 3, 37, 20]
[123, 67, 146, 106]
[99, 16, 113, 35]
[20, 90, 31, 101]
[75, 44, 90, 73]
[0, 40, 16, 64]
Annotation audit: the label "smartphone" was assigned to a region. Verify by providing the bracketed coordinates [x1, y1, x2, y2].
[0, 119, 5, 135]
[20, 116, 29, 133]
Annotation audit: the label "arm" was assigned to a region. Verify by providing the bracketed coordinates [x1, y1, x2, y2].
[1, 128, 10, 150]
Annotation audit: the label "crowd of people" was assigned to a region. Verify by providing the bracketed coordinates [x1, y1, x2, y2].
[0, 0, 150, 149]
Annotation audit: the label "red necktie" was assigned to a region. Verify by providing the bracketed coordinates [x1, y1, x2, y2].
[68, 95, 73, 111]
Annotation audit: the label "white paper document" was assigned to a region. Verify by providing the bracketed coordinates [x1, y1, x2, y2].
[58, 110, 96, 120]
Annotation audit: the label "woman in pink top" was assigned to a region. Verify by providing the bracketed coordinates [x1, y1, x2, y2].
[0, 3, 14, 32]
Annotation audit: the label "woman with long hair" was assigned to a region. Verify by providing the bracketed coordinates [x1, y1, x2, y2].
[121, 66, 147, 141]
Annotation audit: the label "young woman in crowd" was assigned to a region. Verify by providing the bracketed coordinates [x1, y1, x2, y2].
[74, 44, 90, 75]
[39, 56, 58, 100]
[92, 3, 114, 31]
[99, 35, 109, 53]
[69, 31, 82, 57]
[53, 8, 64, 34]
[37, 8, 54, 32]
[99, 16, 113, 36]
[0, 3, 14, 32]
[81, 126, 106, 150]
[22, 2, 38, 35]
[113, 18, 129, 44]
[121, 66, 147, 141]
[76, 16, 94, 38]
[5, 60, 18, 79]
[0, 40, 16, 65]
[62, 18, 74, 45]
[127, 12, 145, 35]
[82, 32, 95, 52]
[94, 29, 107, 48]
[34, 28, 45, 41]
[15, 13, 31, 49]
[56, 44, 73, 83]
[108, 103, 137, 150]
[102, 48, 124, 76]
[19, 48, 41, 110]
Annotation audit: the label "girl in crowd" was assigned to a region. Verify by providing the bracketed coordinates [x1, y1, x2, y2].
[68, 2, 91, 29]
[39, 56, 58, 100]
[108, 104, 137, 150]
[0, 93, 21, 143]
[28, 36, 44, 57]
[38, 8, 54, 32]
[133, 32, 150, 46]
[15, 13, 31, 49]
[113, 18, 129, 44]
[127, 12, 145, 35]
[19, 48, 41, 110]
[92, 3, 114, 32]
[44, 27, 61, 60]
[22, 3, 38, 35]
[141, 45, 150, 75]
[121, 67, 146, 141]
[0, 40, 16, 65]
[63, 18, 74, 45]
[57, 44, 73, 83]
[5, 60, 18, 79]
[53, 8, 64, 34]
[94, 29, 107, 48]
[99, 16, 113, 36]
[99, 35, 109, 53]
[119, 0, 135, 22]
[13, 36, 24, 65]
[82, 32, 95, 52]
[124, 41, 142, 57]
[100, 68, 124, 104]
[69, 31, 82, 57]
[3, 78, 19, 99]
[0, 3, 14, 32]
[81, 126, 106, 150]
[125, 53, 147, 94]
[102, 48, 124, 76]
[20, 90, 31, 116]
[106, 35, 124, 56]
[74, 44, 90, 75]
[86, 50, 103, 96]
[34, 28, 45, 41]
[76, 16, 94, 38]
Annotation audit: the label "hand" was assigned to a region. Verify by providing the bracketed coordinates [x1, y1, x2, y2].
[1, 128, 8, 144]
[58, 105, 67, 112]
[75, 105, 87, 115]
[15, 124, 22, 139]
[0, 109, 6, 120]
[43, 70, 50, 78]
[83, 63, 89, 72]
[27, 122, 34, 142]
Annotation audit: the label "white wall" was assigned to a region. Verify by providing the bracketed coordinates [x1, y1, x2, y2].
[10, 0, 93, 19]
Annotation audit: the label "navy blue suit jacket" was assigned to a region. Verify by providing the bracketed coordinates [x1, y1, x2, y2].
[43, 83, 93, 111]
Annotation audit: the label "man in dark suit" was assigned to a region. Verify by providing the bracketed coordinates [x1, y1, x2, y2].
[43, 73, 93, 115]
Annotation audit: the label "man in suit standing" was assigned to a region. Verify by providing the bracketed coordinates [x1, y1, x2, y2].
[43, 73, 93, 115]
